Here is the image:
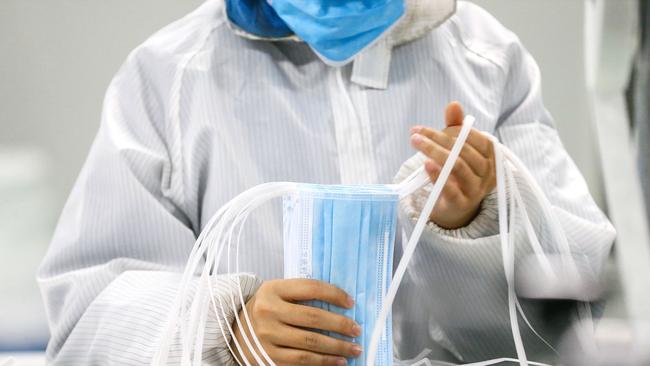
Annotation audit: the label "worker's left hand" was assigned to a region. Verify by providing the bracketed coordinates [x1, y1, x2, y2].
[409, 102, 496, 230]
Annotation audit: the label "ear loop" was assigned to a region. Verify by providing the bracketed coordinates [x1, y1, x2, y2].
[367, 116, 476, 366]
[153, 183, 298, 366]
[153, 199, 232, 365]
[214, 184, 295, 366]
[493, 135, 528, 365]
[370, 116, 583, 366]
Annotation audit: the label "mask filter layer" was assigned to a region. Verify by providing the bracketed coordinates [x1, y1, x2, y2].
[283, 185, 398, 366]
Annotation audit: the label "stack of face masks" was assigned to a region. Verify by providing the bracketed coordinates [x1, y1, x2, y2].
[152, 116, 586, 366]
[283, 184, 398, 366]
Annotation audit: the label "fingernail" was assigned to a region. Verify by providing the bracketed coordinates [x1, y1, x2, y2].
[410, 125, 423, 134]
[337, 358, 347, 366]
[351, 345, 363, 357]
[411, 133, 423, 144]
[425, 160, 437, 173]
[346, 296, 355, 308]
[351, 324, 362, 337]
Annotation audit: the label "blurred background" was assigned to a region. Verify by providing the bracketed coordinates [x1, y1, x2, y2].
[0, 0, 642, 361]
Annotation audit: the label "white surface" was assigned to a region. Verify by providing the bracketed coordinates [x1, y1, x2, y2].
[0, 352, 45, 366]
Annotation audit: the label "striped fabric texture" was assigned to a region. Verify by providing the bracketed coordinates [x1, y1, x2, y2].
[38, 0, 615, 364]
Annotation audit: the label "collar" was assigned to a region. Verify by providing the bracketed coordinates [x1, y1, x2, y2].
[389, 0, 456, 47]
[224, 0, 456, 88]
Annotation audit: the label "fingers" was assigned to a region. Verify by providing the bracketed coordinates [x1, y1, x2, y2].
[276, 279, 354, 309]
[414, 127, 490, 177]
[270, 325, 362, 358]
[410, 133, 481, 196]
[424, 160, 467, 206]
[442, 126, 493, 159]
[271, 347, 347, 366]
[243, 280, 363, 366]
[445, 101, 464, 127]
[280, 303, 361, 337]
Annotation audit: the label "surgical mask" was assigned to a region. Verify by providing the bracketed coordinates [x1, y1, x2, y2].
[283, 185, 398, 366]
[267, 0, 406, 66]
[153, 115, 587, 366]
[225, 0, 293, 39]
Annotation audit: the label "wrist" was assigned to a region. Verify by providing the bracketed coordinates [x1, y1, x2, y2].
[429, 203, 481, 230]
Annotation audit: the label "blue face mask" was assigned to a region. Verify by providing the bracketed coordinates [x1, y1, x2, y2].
[268, 0, 406, 65]
[284, 185, 398, 366]
[226, 0, 293, 38]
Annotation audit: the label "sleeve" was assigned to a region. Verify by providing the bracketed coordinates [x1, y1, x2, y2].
[36, 48, 260, 365]
[392, 36, 616, 362]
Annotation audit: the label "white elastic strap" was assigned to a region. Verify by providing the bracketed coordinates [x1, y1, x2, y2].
[514, 298, 559, 356]
[396, 165, 431, 199]
[494, 137, 528, 365]
[507, 165, 559, 355]
[501, 148, 579, 276]
[423, 356, 552, 366]
[211, 210, 254, 366]
[219, 184, 294, 366]
[459, 358, 551, 366]
[203, 184, 278, 366]
[366, 116, 475, 366]
[508, 172, 556, 280]
[218, 183, 298, 366]
[202, 200, 254, 366]
[154, 183, 297, 366]
[152, 203, 231, 365]
[231, 205, 270, 366]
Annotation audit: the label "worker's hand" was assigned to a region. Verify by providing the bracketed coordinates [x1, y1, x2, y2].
[231, 279, 362, 366]
[410, 102, 496, 229]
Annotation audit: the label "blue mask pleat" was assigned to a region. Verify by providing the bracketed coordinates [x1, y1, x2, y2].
[310, 198, 325, 311]
[354, 202, 371, 366]
[378, 200, 396, 366]
[330, 199, 361, 343]
[366, 199, 383, 366]
[322, 199, 333, 311]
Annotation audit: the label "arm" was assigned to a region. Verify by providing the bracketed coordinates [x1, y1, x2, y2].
[393, 39, 615, 362]
[37, 50, 260, 365]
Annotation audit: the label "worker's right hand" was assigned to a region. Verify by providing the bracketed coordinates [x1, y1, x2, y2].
[231, 279, 362, 366]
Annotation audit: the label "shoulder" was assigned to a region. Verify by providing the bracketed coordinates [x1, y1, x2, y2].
[105, 0, 233, 133]
[442, 1, 528, 75]
[113, 0, 228, 93]
[103, 0, 231, 149]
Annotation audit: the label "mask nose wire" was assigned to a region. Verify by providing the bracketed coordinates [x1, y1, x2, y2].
[368, 116, 475, 366]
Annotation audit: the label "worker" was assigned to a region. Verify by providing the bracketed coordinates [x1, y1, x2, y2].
[38, 0, 615, 364]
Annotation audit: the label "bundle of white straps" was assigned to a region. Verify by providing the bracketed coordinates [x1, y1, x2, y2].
[152, 116, 588, 366]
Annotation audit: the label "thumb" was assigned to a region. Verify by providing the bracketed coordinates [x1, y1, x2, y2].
[445, 101, 465, 128]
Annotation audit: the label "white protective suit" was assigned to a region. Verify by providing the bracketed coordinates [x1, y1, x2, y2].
[38, 0, 615, 364]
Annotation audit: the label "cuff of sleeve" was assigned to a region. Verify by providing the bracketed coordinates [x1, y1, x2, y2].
[394, 153, 500, 240]
[203, 273, 263, 366]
